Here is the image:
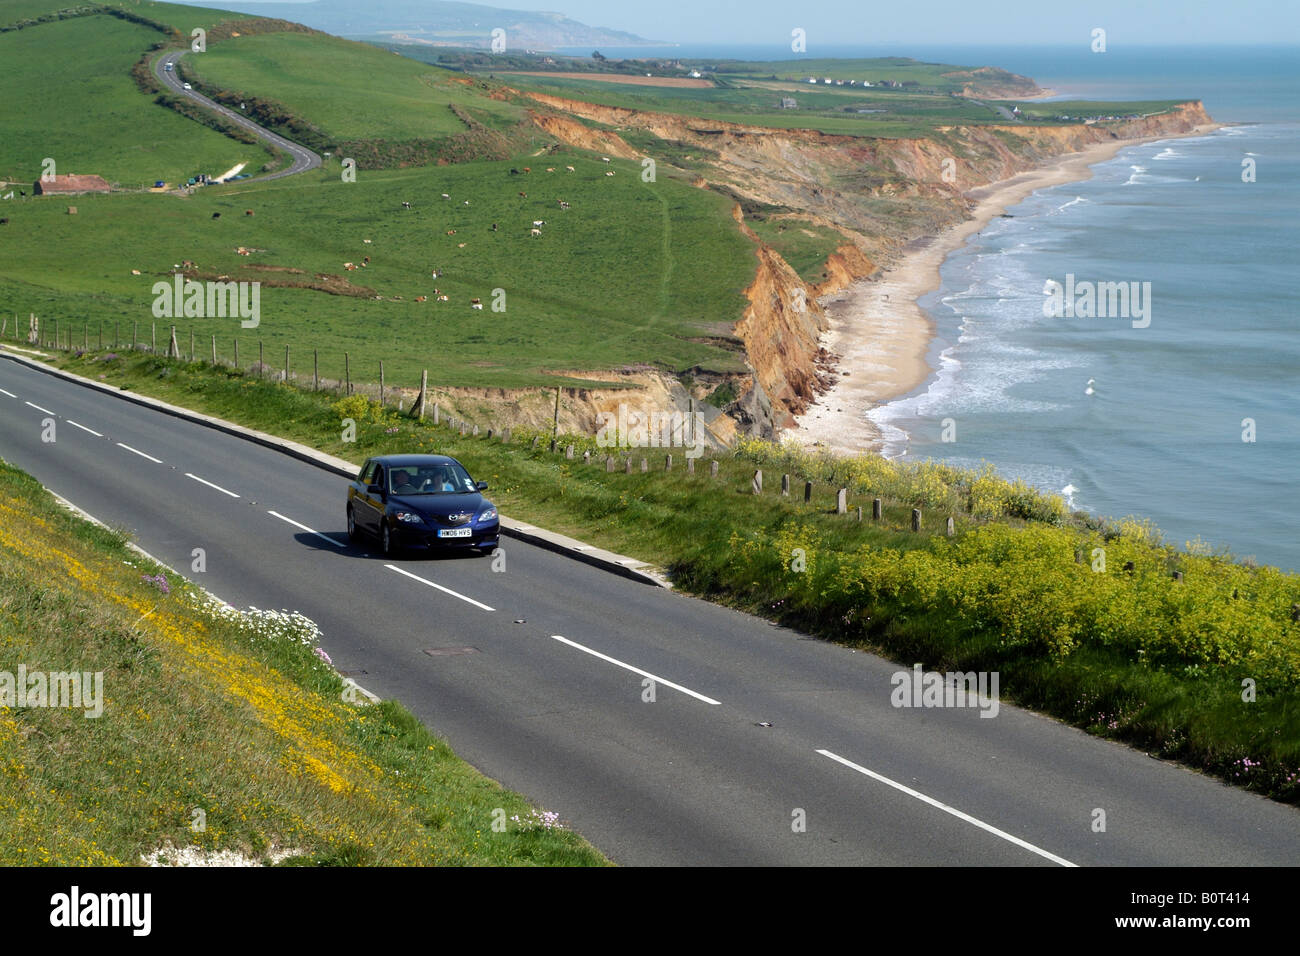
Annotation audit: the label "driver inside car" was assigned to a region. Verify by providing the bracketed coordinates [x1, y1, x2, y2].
[391, 469, 418, 495]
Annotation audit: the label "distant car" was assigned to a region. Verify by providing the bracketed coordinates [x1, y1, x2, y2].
[347, 454, 500, 557]
[164, 63, 173, 72]
[182, 82, 191, 90]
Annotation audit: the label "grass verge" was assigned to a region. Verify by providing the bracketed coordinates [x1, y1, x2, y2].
[0, 453, 607, 865]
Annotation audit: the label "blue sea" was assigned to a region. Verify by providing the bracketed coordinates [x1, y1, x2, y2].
[574, 44, 1300, 570]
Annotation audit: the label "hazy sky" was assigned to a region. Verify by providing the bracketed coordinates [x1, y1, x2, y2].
[473, 0, 1299, 46]
[205, 1, 1300, 46]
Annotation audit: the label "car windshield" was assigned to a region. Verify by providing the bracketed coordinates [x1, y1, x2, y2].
[388, 462, 476, 495]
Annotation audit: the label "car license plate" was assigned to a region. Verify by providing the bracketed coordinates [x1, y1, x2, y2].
[438, 527, 473, 538]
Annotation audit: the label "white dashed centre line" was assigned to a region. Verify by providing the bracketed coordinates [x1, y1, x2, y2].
[816, 749, 1077, 867]
[0, 388, 15, 398]
[384, 564, 495, 612]
[115, 442, 163, 464]
[549, 634, 721, 706]
[66, 420, 104, 437]
[184, 472, 241, 498]
[267, 510, 345, 548]
[24, 401, 54, 415]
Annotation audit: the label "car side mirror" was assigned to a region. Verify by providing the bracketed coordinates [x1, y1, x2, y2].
[475, 481, 488, 491]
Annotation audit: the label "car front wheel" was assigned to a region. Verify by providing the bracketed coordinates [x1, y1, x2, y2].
[346, 505, 358, 542]
[380, 521, 396, 557]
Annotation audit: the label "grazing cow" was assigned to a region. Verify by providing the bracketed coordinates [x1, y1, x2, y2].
[510, 168, 520, 175]
[471, 299, 483, 310]
[605, 171, 615, 176]
[457, 242, 466, 248]
[245, 209, 254, 216]
[363, 256, 370, 263]
[212, 212, 221, 218]
[436, 294, 449, 301]
[0, 218, 7, 225]
[601, 156, 610, 163]
[415, 296, 427, 302]
[401, 201, 411, 209]
[464, 200, 470, 205]
[182, 260, 195, 268]
[363, 238, 372, 244]
[130, 269, 141, 275]
[529, 228, 542, 237]
[359, 261, 367, 267]
[523, 167, 531, 173]
[431, 268, 443, 278]
[442, 193, 451, 199]
[566, 166, 575, 172]
[558, 200, 570, 209]
[491, 223, 498, 231]
[532, 220, 546, 227]
[518, 191, 527, 198]
[546, 167, 555, 173]
[446, 229, 457, 235]
[344, 262, 356, 270]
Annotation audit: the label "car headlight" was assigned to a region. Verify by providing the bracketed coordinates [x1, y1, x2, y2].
[394, 511, 423, 524]
[477, 508, 497, 523]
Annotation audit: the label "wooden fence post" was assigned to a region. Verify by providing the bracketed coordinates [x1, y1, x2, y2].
[565, 444, 573, 459]
[606, 456, 615, 472]
[710, 460, 719, 479]
[873, 498, 882, 521]
[804, 481, 812, 503]
[856, 505, 863, 521]
[625, 458, 632, 474]
[752, 470, 762, 494]
[211, 334, 217, 366]
[379, 361, 385, 405]
[285, 344, 290, 382]
[258, 339, 263, 377]
[314, 350, 320, 391]
[912, 509, 922, 532]
[665, 454, 672, 471]
[946, 516, 955, 536]
[781, 474, 790, 496]
[836, 488, 847, 514]
[190, 328, 195, 361]
[640, 458, 648, 473]
[687, 457, 695, 475]
[234, 338, 238, 368]
[344, 352, 350, 394]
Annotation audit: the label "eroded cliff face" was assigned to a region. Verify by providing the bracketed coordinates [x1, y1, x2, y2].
[519, 95, 1212, 434]
[452, 94, 1211, 438]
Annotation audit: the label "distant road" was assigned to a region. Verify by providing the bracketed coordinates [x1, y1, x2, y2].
[153, 51, 321, 183]
[4, 353, 1300, 866]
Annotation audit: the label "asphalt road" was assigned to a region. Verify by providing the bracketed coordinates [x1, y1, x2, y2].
[154, 51, 321, 183]
[2, 354, 1298, 865]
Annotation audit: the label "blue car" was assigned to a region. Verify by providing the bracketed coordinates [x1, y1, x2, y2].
[346, 454, 500, 557]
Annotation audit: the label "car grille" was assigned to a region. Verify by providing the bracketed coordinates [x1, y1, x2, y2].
[445, 511, 473, 526]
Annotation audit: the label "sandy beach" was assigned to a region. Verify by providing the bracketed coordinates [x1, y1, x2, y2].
[793, 122, 1221, 455]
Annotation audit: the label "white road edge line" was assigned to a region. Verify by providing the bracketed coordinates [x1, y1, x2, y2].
[66, 420, 103, 437]
[24, 401, 54, 415]
[0, 388, 15, 398]
[384, 564, 494, 611]
[816, 749, 1077, 867]
[550, 634, 721, 706]
[184, 472, 241, 498]
[115, 442, 163, 464]
[267, 510, 346, 549]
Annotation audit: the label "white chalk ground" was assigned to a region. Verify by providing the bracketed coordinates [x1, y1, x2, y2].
[214, 162, 246, 183]
[141, 844, 301, 867]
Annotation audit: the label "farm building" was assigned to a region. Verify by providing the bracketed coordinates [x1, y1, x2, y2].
[33, 174, 111, 196]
